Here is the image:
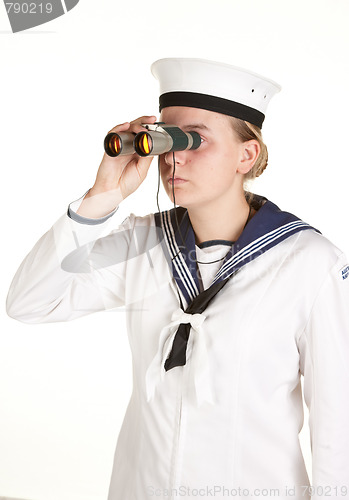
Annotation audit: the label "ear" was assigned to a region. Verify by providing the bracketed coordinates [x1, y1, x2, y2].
[237, 140, 260, 175]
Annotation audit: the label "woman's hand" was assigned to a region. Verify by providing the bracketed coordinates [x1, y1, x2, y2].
[77, 115, 157, 218]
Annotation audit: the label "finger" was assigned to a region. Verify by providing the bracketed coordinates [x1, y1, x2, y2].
[107, 121, 131, 134]
[130, 115, 157, 126]
[128, 115, 157, 134]
[107, 116, 157, 136]
[137, 154, 156, 175]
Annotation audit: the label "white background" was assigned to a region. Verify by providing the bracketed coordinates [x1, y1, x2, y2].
[1, 0, 348, 499]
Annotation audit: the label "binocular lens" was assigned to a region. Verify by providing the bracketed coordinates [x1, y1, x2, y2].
[135, 132, 153, 157]
[104, 133, 122, 157]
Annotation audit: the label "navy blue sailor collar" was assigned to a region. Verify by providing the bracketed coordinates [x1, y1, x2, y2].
[154, 194, 321, 308]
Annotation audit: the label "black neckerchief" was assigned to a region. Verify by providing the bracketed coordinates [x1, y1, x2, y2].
[154, 194, 320, 371]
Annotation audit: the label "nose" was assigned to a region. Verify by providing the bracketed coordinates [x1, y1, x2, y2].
[164, 150, 187, 166]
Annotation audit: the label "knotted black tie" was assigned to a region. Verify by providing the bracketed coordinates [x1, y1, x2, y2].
[164, 276, 233, 371]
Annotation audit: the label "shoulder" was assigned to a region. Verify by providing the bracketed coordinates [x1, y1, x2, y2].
[125, 207, 178, 227]
[257, 193, 346, 270]
[127, 212, 156, 227]
[286, 228, 348, 291]
[295, 228, 344, 265]
[116, 212, 166, 251]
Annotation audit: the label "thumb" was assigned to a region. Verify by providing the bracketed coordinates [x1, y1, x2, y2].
[137, 155, 156, 181]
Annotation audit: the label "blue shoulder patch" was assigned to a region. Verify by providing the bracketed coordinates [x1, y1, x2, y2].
[341, 265, 349, 280]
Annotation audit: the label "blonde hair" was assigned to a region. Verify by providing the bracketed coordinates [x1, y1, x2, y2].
[228, 115, 268, 184]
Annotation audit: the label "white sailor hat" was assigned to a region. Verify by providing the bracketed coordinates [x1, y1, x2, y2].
[151, 58, 281, 129]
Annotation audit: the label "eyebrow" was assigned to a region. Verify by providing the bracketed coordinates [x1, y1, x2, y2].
[181, 123, 210, 132]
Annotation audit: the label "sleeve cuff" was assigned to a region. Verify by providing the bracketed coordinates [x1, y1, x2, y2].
[67, 191, 118, 225]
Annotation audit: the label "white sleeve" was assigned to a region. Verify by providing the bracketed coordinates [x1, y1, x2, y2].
[298, 252, 349, 495]
[6, 196, 135, 324]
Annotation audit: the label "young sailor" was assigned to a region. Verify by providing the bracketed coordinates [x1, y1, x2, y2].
[7, 58, 349, 500]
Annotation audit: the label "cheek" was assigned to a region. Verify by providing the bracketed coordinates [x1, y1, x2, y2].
[193, 145, 234, 174]
[194, 139, 228, 161]
[158, 155, 167, 174]
[201, 157, 238, 190]
[158, 156, 171, 188]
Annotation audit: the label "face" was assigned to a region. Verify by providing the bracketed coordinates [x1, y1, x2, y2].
[158, 106, 251, 211]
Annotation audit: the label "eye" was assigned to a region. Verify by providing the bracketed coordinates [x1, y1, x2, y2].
[191, 133, 204, 142]
[187, 130, 205, 146]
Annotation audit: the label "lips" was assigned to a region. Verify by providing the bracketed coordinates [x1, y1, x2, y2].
[167, 174, 187, 182]
[168, 176, 187, 183]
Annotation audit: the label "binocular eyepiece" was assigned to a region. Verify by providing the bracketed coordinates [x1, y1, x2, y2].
[104, 123, 201, 158]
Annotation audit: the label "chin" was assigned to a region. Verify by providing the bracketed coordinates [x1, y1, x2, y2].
[168, 197, 201, 212]
[165, 187, 206, 211]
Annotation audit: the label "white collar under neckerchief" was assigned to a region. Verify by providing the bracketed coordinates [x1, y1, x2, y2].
[155, 194, 319, 308]
[146, 194, 320, 405]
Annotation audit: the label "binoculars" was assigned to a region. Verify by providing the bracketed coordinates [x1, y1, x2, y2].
[104, 123, 201, 157]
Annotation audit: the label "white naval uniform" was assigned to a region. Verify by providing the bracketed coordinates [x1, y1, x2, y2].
[6, 194, 349, 500]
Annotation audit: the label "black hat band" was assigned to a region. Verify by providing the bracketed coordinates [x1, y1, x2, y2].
[159, 91, 265, 129]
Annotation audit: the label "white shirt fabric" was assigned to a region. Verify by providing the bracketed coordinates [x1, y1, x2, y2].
[196, 242, 232, 291]
[6, 199, 349, 500]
